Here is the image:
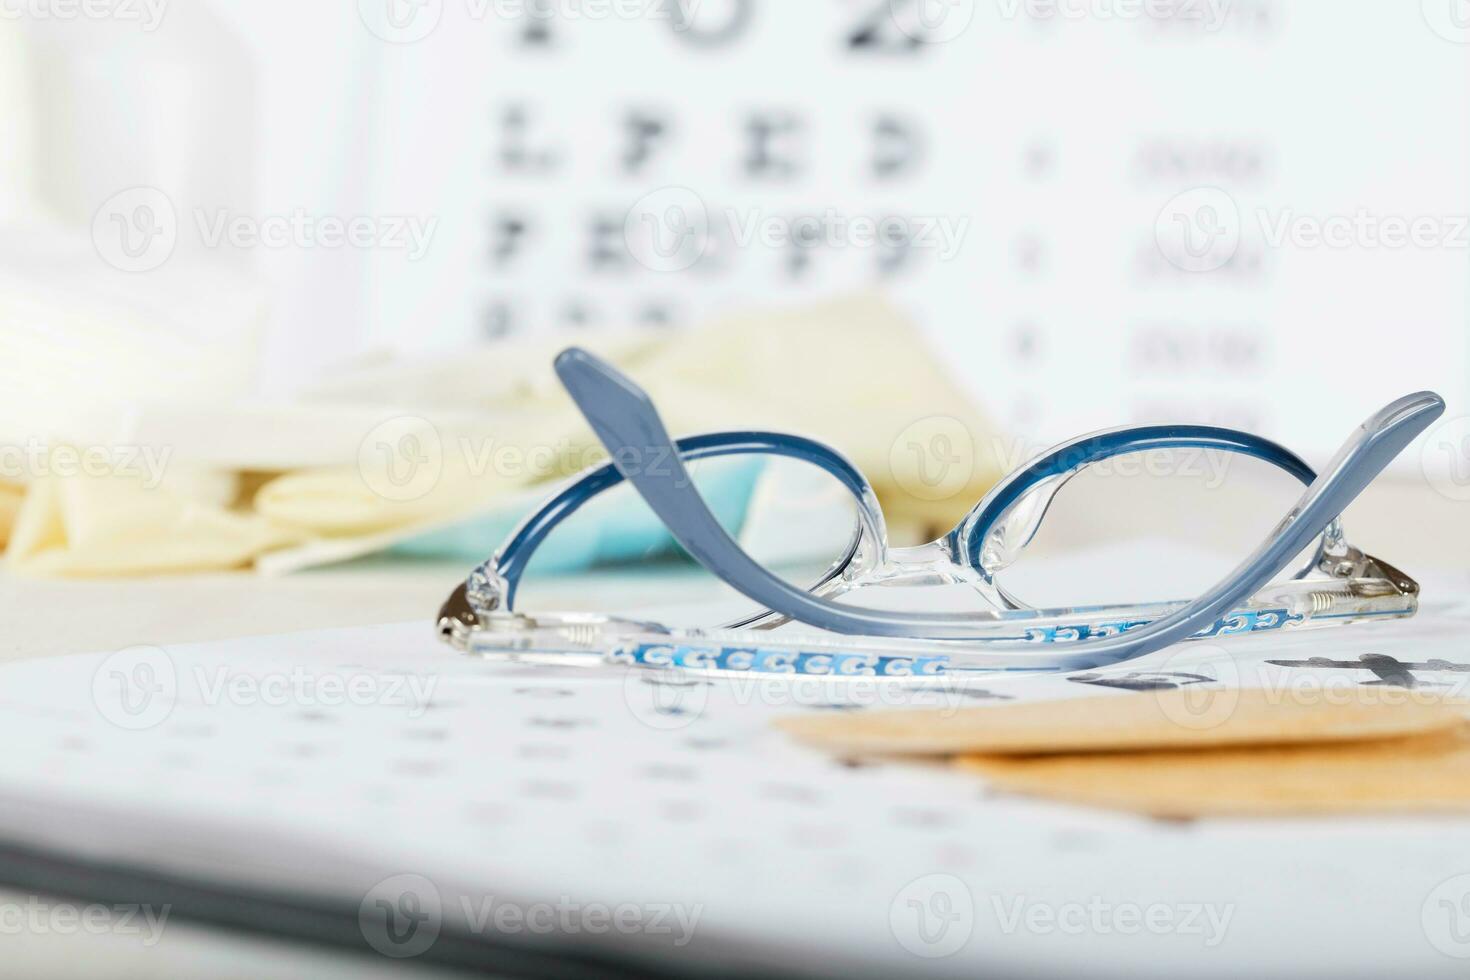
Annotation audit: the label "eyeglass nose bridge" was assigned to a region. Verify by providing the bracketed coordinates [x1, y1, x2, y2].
[859, 540, 978, 587]
[949, 424, 1339, 587]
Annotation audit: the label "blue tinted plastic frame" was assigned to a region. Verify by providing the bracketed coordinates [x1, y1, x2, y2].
[490, 431, 883, 614]
[444, 348, 1441, 673]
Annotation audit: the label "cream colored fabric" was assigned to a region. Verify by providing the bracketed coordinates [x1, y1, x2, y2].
[0, 481, 21, 549]
[282, 294, 1006, 532]
[253, 412, 584, 540]
[6, 459, 295, 576]
[3, 294, 1005, 577]
[634, 296, 1006, 536]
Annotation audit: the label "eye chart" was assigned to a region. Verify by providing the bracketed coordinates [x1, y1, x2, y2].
[359, 0, 1470, 457]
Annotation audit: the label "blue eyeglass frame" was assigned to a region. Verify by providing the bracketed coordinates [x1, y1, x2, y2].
[484, 425, 1322, 609]
[445, 347, 1442, 673]
[490, 431, 880, 614]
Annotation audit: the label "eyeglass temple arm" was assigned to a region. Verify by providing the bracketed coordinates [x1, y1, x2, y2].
[554, 347, 1442, 669]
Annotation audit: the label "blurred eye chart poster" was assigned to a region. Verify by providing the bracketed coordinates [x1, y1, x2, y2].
[350, 2, 1462, 459]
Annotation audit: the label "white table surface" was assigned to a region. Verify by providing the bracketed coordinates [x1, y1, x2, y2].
[0, 476, 1463, 978]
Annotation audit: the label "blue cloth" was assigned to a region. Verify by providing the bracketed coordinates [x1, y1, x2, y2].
[387, 457, 766, 572]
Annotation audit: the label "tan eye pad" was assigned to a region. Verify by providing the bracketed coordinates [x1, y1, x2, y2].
[776, 687, 1467, 756]
[958, 725, 1470, 817]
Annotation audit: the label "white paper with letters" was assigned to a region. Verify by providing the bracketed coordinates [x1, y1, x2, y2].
[1, 589, 1469, 977]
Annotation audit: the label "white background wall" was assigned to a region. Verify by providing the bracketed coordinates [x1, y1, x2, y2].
[4, 0, 1468, 465]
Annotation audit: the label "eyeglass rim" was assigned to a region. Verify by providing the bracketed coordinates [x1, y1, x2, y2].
[538, 347, 1440, 665]
[955, 422, 1331, 586]
[478, 418, 1333, 626]
[484, 430, 885, 614]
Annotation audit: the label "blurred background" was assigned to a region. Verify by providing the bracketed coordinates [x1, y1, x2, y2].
[0, 0, 1467, 652]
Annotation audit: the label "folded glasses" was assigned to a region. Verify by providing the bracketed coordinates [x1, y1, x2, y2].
[438, 348, 1442, 679]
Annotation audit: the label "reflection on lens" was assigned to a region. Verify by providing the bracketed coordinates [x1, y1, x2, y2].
[991, 447, 1317, 609]
[515, 454, 861, 626]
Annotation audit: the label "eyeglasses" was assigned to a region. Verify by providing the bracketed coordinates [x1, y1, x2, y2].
[438, 348, 1441, 679]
